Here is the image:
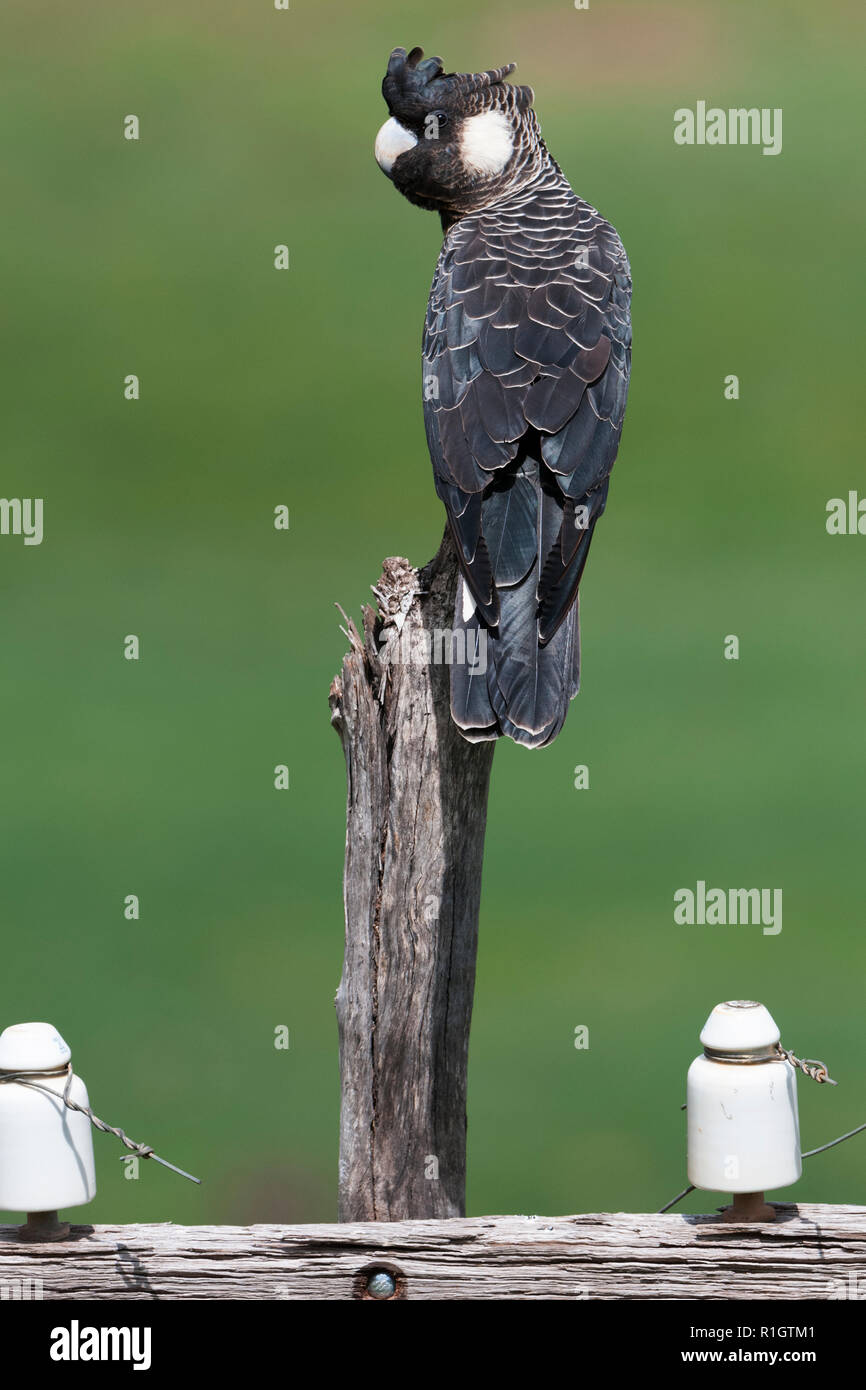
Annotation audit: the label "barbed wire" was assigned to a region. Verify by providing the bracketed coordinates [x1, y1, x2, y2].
[0, 1064, 200, 1184]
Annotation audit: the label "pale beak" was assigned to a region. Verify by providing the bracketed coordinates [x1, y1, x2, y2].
[375, 117, 418, 176]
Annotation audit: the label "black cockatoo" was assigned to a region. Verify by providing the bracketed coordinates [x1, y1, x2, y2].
[375, 47, 631, 748]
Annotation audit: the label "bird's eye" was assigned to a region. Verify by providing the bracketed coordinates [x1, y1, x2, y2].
[424, 109, 450, 140]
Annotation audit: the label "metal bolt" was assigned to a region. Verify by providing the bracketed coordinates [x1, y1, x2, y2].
[18, 1211, 71, 1242]
[366, 1270, 397, 1300]
[722, 1191, 776, 1224]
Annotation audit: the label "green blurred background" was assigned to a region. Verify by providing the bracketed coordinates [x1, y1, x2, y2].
[1, 0, 863, 1226]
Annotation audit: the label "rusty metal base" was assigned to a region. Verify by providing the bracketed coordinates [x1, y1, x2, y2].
[721, 1191, 776, 1223]
[17, 1211, 71, 1242]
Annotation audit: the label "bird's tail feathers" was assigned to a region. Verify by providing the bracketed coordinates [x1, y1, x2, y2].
[450, 572, 580, 748]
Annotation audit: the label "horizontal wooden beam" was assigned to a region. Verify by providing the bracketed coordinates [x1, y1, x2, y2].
[1, 1205, 865, 1299]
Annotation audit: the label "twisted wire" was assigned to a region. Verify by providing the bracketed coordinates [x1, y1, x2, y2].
[775, 1045, 837, 1085]
[0, 1064, 199, 1183]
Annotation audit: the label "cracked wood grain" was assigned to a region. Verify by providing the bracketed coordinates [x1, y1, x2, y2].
[329, 529, 495, 1222]
[2, 1207, 864, 1299]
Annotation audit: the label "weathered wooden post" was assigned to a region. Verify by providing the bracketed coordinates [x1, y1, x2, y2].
[330, 530, 495, 1221]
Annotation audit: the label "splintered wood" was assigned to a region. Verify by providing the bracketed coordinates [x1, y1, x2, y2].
[329, 531, 494, 1222]
[2, 1207, 864, 1299]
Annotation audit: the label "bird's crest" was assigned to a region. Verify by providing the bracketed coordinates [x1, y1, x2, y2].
[383, 46, 531, 123]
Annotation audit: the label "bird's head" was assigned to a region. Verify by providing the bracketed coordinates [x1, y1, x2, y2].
[375, 46, 542, 220]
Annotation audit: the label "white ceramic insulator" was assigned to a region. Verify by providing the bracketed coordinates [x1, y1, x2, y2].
[0, 1022, 97, 1212]
[687, 1001, 802, 1194]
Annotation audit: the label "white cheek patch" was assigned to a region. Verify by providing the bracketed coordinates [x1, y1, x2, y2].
[375, 117, 418, 174]
[459, 110, 514, 177]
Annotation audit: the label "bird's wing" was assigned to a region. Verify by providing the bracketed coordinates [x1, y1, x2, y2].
[422, 187, 631, 639]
